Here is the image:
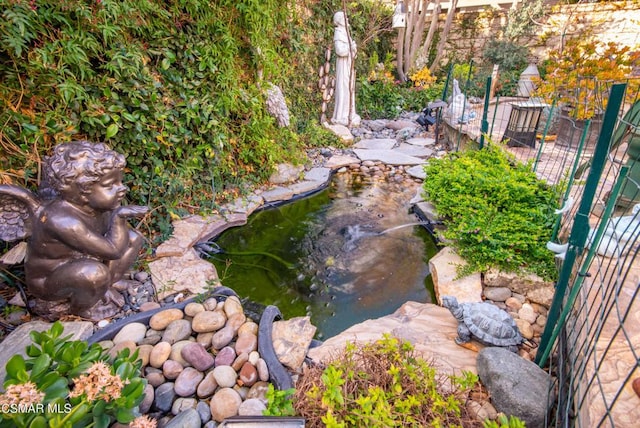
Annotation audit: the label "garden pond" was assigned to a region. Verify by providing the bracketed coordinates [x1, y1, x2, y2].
[203, 172, 439, 339]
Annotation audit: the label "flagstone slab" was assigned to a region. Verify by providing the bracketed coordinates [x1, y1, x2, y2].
[429, 246, 483, 305]
[323, 123, 354, 143]
[261, 186, 295, 203]
[224, 194, 264, 216]
[289, 180, 324, 196]
[353, 149, 425, 165]
[304, 167, 331, 183]
[149, 249, 218, 300]
[396, 143, 435, 158]
[0, 321, 94, 390]
[406, 137, 436, 146]
[307, 301, 480, 386]
[353, 138, 396, 150]
[156, 213, 247, 257]
[406, 165, 427, 180]
[325, 154, 360, 169]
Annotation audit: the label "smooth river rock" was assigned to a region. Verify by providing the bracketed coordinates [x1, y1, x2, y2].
[213, 365, 238, 388]
[239, 362, 258, 387]
[165, 408, 201, 428]
[162, 319, 193, 344]
[149, 308, 184, 330]
[235, 332, 258, 355]
[197, 371, 219, 398]
[238, 398, 267, 416]
[162, 359, 183, 380]
[150, 342, 172, 368]
[211, 325, 235, 350]
[215, 346, 237, 367]
[174, 367, 205, 397]
[483, 287, 513, 302]
[210, 387, 243, 422]
[223, 296, 244, 318]
[153, 382, 176, 413]
[112, 322, 147, 344]
[192, 310, 227, 333]
[181, 342, 215, 371]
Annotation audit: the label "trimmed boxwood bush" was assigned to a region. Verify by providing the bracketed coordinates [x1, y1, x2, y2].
[422, 145, 559, 280]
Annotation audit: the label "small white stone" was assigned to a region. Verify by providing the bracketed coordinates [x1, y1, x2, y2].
[248, 351, 260, 366]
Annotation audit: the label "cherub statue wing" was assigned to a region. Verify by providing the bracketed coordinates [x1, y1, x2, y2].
[0, 184, 41, 242]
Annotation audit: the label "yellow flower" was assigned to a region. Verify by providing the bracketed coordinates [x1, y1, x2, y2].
[409, 67, 436, 87]
[0, 382, 45, 408]
[69, 361, 125, 403]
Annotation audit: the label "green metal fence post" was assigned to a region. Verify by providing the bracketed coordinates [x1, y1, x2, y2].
[533, 100, 557, 173]
[536, 83, 627, 367]
[456, 60, 474, 152]
[489, 95, 500, 139]
[479, 76, 491, 149]
[549, 117, 591, 243]
[441, 63, 453, 102]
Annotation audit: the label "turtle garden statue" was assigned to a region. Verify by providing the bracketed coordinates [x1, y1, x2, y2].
[0, 141, 147, 321]
[442, 295, 523, 352]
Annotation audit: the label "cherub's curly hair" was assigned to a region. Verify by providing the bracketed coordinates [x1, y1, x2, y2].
[42, 141, 126, 195]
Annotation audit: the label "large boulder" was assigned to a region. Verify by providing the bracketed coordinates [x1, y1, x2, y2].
[477, 347, 553, 428]
[308, 301, 479, 385]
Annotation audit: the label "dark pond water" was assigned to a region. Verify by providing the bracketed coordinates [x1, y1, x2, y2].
[207, 173, 439, 339]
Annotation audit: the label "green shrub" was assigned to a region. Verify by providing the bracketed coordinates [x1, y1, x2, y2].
[264, 384, 296, 417]
[357, 79, 445, 119]
[0, 0, 399, 242]
[357, 79, 405, 119]
[0, 322, 146, 428]
[423, 145, 559, 279]
[483, 414, 527, 428]
[401, 82, 446, 112]
[293, 334, 479, 427]
[481, 40, 528, 74]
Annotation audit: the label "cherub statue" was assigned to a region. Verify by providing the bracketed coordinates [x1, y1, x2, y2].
[0, 141, 148, 320]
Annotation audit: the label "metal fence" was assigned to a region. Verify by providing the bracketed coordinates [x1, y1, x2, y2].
[444, 75, 640, 427]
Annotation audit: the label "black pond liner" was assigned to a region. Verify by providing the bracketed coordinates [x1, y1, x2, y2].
[87, 286, 294, 390]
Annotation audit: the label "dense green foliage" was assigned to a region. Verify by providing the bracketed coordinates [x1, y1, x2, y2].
[450, 38, 530, 99]
[357, 55, 445, 119]
[0, 0, 394, 240]
[482, 40, 528, 76]
[294, 334, 479, 427]
[264, 384, 297, 417]
[423, 146, 559, 279]
[357, 79, 445, 119]
[0, 322, 146, 428]
[483, 414, 527, 428]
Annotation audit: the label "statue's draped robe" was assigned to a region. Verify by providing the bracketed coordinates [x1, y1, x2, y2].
[331, 24, 360, 126]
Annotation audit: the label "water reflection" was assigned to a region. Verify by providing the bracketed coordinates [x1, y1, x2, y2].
[208, 173, 439, 339]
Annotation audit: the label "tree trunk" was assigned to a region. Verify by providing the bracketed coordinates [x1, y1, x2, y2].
[396, 27, 406, 81]
[419, 0, 441, 68]
[429, 0, 458, 73]
[408, 0, 428, 69]
[402, 0, 418, 79]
